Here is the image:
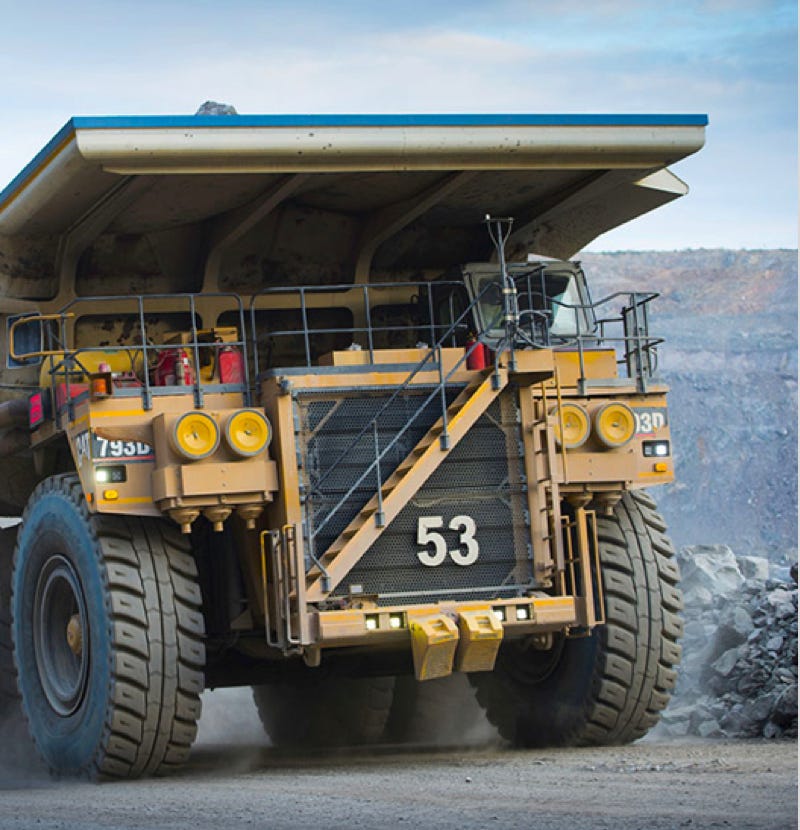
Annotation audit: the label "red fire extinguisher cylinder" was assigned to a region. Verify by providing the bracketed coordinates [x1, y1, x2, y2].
[218, 345, 245, 384]
[154, 349, 193, 386]
[465, 335, 488, 371]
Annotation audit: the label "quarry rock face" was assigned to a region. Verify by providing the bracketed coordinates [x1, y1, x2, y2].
[658, 545, 798, 740]
[581, 250, 797, 560]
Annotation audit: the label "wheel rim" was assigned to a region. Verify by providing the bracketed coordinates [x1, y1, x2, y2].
[33, 555, 90, 717]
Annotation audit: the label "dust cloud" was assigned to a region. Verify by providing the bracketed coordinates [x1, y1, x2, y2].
[196, 687, 265, 745]
[0, 709, 48, 788]
[195, 674, 498, 756]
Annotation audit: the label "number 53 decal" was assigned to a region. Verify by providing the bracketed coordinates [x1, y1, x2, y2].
[416, 515, 480, 567]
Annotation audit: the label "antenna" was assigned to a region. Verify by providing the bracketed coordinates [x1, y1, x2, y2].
[484, 215, 521, 367]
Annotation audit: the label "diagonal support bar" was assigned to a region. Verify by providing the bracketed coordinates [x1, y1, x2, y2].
[305, 367, 508, 602]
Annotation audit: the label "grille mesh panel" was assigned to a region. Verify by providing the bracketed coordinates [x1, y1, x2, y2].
[300, 391, 458, 554]
[297, 388, 533, 606]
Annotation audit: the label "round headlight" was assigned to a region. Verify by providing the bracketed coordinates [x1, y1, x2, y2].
[224, 409, 272, 457]
[550, 403, 590, 449]
[171, 411, 220, 461]
[593, 402, 636, 448]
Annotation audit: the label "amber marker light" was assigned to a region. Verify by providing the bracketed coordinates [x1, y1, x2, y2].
[224, 409, 272, 457]
[551, 403, 591, 449]
[171, 411, 220, 460]
[593, 402, 636, 448]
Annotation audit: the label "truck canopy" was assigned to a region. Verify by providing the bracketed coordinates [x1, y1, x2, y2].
[0, 113, 707, 301]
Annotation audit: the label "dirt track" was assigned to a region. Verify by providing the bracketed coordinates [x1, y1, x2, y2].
[0, 738, 795, 830]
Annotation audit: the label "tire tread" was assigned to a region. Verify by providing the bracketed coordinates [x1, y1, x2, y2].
[471, 491, 682, 747]
[12, 475, 204, 779]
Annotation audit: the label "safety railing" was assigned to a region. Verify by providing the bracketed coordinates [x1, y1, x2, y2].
[511, 276, 662, 394]
[248, 280, 469, 374]
[566, 291, 661, 394]
[11, 293, 252, 420]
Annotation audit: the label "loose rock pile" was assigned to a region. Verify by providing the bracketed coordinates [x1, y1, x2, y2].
[658, 545, 798, 739]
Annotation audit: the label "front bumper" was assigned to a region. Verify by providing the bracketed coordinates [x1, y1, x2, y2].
[310, 594, 583, 679]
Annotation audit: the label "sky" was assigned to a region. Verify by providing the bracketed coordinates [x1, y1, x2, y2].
[0, 0, 796, 251]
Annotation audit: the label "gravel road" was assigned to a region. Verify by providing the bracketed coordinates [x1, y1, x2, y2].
[0, 738, 795, 830]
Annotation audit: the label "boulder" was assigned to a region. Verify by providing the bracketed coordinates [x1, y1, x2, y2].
[679, 545, 744, 603]
[773, 685, 798, 725]
[710, 647, 741, 678]
[737, 555, 770, 581]
[195, 101, 238, 115]
[715, 605, 754, 651]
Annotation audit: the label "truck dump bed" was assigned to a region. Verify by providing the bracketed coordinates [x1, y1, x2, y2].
[0, 113, 706, 290]
[0, 113, 706, 514]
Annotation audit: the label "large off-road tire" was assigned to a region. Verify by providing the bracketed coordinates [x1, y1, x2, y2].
[12, 475, 205, 778]
[470, 490, 683, 747]
[1, 523, 39, 766]
[0, 525, 19, 714]
[253, 672, 395, 749]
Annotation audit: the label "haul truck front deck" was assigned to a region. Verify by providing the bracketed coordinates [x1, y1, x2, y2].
[0, 113, 706, 778]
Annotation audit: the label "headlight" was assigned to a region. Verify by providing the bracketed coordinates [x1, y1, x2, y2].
[551, 403, 590, 449]
[171, 411, 220, 460]
[94, 465, 126, 484]
[224, 409, 272, 457]
[593, 402, 636, 448]
[643, 440, 670, 457]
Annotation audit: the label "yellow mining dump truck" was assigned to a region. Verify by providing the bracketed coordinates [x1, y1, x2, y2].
[0, 114, 706, 778]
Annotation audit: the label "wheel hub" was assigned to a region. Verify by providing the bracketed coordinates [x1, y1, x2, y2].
[66, 614, 83, 656]
[33, 555, 90, 717]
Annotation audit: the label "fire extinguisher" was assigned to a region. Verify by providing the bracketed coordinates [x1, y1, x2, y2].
[154, 349, 193, 386]
[177, 350, 192, 385]
[465, 333, 487, 370]
[218, 344, 244, 384]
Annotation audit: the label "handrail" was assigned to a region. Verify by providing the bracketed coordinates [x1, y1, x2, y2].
[18, 276, 663, 431]
[8, 312, 75, 362]
[248, 280, 468, 376]
[24, 292, 252, 411]
[512, 281, 663, 391]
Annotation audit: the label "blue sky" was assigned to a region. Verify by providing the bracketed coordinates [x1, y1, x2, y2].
[0, 0, 795, 250]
